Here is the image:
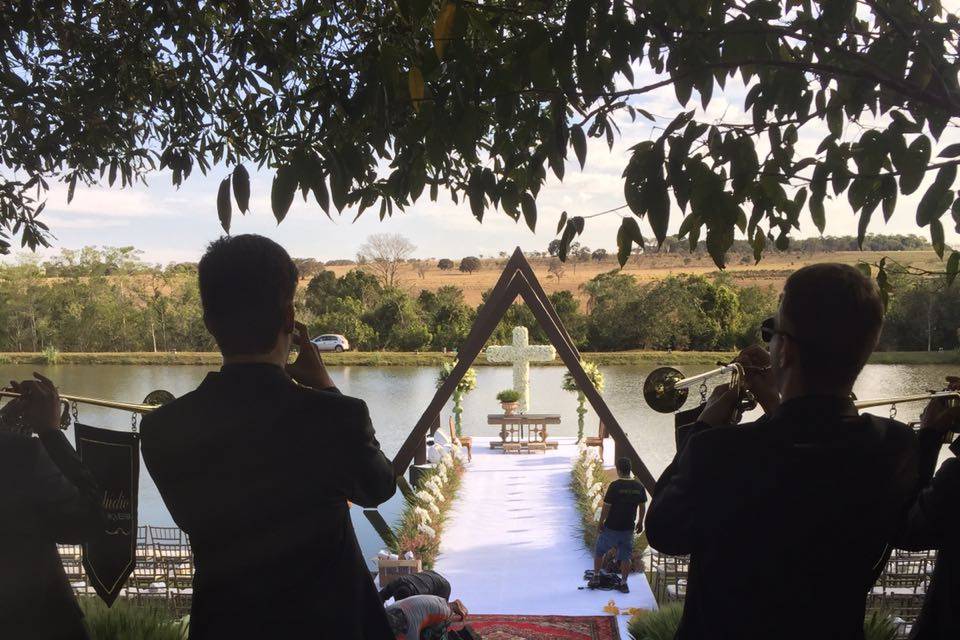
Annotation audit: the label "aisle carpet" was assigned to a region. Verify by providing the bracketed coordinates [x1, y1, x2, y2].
[465, 614, 620, 640]
[433, 437, 656, 640]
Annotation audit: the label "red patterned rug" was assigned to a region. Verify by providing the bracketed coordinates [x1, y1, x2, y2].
[461, 614, 620, 640]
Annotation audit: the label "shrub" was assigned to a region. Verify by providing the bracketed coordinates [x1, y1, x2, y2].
[459, 256, 481, 273]
[496, 389, 521, 403]
[437, 258, 454, 270]
[628, 604, 683, 640]
[80, 599, 188, 640]
[627, 606, 899, 640]
[42, 345, 60, 365]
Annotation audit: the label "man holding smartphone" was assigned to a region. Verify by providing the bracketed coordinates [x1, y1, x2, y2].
[141, 235, 396, 639]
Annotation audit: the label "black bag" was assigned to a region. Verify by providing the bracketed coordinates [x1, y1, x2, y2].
[380, 570, 452, 602]
[445, 626, 481, 640]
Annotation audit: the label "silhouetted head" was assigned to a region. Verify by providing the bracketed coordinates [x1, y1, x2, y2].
[616, 457, 632, 478]
[198, 235, 299, 357]
[773, 263, 883, 395]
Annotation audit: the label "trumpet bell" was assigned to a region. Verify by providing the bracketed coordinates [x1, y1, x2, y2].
[644, 367, 689, 414]
[143, 390, 176, 406]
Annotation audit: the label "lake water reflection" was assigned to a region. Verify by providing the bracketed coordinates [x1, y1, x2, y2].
[4, 362, 957, 566]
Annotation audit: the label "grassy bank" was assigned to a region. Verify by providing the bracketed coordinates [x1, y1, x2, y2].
[1, 350, 956, 366]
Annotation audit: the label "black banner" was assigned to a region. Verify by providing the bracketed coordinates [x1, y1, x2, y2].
[75, 423, 139, 606]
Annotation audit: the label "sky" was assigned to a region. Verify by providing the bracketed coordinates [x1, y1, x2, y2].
[9, 20, 960, 266]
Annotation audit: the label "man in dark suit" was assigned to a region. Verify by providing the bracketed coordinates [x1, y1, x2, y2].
[646, 263, 918, 640]
[895, 392, 960, 639]
[0, 373, 103, 640]
[141, 235, 396, 639]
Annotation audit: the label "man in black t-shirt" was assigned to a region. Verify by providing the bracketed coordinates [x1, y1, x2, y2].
[590, 457, 647, 593]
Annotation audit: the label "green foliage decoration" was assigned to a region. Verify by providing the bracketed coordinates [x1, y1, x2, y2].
[437, 362, 477, 437]
[562, 360, 604, 442]
[80, 599, 188, 640]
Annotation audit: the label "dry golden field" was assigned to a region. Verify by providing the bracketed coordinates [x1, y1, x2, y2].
[320, 249, 945, 306]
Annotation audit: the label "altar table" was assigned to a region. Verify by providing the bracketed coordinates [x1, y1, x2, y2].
[487, 414, 561, 450]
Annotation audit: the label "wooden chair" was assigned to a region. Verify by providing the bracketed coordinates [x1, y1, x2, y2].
[449, 417, 472, 461]
[584, 421, 607, 461]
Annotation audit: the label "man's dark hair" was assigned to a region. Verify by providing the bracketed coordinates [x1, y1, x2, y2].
[198, 235, 299, 356]
[616, 457, 632, 477]
[780, 263, 883, 389]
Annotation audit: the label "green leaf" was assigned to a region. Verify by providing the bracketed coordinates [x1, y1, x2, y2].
[752, 229, 765, 264]
[434, 1, 459, 59]
[521, 192, 537, 232]
[616, 217, 643, 267]
[880, 175, 897, 222]
[571, 125, 587, 170]
[311, 174, 330, 217]
[897, 135, 931, 195]
[827, 108, 843, 138]
[947, 251, 960, 286]
[67, 173, 77, 204]
[556, 211, 568, 235]
[217, 176, 231, 233]
[938, 144, 960, 158]
[810, 192, 826, 234]
[857, 205, 873, 249]
[916, 164, 957, 226]
[232, 164, 250, 213]
[271, 165, 298, 223]
[646, 180, 669, 246]
[408, 67, 425, 111]
[931, 219, 945, 258]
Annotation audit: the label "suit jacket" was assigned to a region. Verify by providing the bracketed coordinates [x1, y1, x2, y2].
[646, 395, 918, 640]
[0, 430, 102, 640]
[895, 430, 960, 640]
[140, 363, 397, 640]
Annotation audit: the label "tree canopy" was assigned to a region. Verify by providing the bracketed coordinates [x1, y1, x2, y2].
[2, 0, 960, 288]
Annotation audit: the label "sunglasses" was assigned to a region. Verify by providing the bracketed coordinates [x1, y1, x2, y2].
[760, 316, 801, 344]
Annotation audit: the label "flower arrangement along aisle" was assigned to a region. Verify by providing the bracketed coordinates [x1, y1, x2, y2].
[436, 362, 477, 437]
[571, 444, 646, 571]
[389, 445, 466, 569]
[562, 361, 604, 443]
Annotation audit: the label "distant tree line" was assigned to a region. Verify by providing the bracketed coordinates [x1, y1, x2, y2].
[0, 242, 954, 354]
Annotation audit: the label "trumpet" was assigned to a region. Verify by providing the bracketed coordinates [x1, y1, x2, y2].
[643, 362, 763, 414]
[0, 389, 175, 431]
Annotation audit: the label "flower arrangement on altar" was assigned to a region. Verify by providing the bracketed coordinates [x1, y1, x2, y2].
[570, 446, 647, 571]
[389, 450, 466, 569]
[436, 362, 477, 437]
[562, 361, 605, 443]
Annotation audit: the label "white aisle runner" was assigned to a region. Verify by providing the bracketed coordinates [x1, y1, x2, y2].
[434, 436, 657, 639]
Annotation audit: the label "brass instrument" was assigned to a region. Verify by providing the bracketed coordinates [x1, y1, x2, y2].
[643, 363, 759, 414]
[0, 389, 175, 431]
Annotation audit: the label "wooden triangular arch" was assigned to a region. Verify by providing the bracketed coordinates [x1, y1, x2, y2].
[391, 247, 656, 493]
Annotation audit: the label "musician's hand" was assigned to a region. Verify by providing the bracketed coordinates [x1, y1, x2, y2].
[737, 345, 779, 414]
[920, 396, 960, 435]
[9, 373, 61, 434]
[699, 383, 740, 428]
[286, 322, 336, 390]
[450, 599, 468, 622]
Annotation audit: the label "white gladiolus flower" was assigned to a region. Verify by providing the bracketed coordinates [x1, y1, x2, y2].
[414, 507, 432, 524]
[415, 490, 434, 504]
[441, 453, 454, 468]
[418, 523, 436, 538]
[428, 501, 440, 515]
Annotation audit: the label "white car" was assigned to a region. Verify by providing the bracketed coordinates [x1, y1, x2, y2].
[311, 334, 350, 352]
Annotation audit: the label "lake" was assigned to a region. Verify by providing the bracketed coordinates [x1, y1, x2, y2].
[4, 362, 957, 567]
